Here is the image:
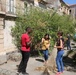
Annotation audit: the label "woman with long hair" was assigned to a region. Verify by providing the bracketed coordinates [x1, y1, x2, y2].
[41, 34, 50, 65]
[54, 31, 64, 75]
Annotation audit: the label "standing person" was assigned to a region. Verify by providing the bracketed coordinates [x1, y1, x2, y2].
[41, 34, 50, 65]
[54, 31, 64, 75]
[66, 33, 71, 50]
[18, 27, 32, 75]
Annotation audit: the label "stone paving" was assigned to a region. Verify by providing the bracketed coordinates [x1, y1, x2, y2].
[0, 57, 76, 75]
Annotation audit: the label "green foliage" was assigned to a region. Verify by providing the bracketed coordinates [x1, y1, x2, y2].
[11, 7, 75, 50]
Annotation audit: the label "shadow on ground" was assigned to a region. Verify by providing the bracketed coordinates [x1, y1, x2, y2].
[63, 55, 76, 72]
[35, 59, 44, 62]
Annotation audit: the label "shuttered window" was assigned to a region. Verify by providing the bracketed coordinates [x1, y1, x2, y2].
[6, 0, 15, 13]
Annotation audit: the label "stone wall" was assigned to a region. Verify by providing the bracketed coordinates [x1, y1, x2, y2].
[69, 5, 76, 19]
[0, 0, 25, 64]
[0, 0, 6, 12]
[4, 20, 15, 51]
[0, 17, 4, 52]
[16, 0, 25, 13]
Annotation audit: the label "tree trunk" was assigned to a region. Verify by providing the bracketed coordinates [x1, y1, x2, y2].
[43, 48, 57, 74]
[48, 48, 57, 70]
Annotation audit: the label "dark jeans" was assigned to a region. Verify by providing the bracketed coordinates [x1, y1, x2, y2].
[43, 50, 49, 61]
[67, 42, 71, 50]
[18, 51, 30, 73]
[56, 50, 64, 72]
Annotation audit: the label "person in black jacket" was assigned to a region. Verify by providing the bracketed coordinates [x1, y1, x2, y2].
[66, 33, 71, 50]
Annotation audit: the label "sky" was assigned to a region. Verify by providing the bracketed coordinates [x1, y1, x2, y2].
[63, 0, 76, 5]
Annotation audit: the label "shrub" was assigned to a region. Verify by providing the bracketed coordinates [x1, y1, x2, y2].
[11, 7, 75, 51]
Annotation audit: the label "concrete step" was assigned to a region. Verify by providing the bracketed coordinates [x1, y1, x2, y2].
[0, 52, 7, 65]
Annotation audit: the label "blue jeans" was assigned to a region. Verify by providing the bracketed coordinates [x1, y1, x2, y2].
[56, 50, 64, 72]
[43, 50, 48, 61]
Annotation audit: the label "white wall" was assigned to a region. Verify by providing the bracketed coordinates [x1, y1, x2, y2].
[4, 20, 15, 49]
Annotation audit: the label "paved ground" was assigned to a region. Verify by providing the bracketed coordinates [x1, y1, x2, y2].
[0, 57, 76, 75]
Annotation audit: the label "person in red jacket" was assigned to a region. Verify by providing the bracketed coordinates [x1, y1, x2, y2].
[18, 27, 32, 75]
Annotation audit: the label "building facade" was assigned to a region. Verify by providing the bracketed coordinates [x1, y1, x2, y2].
[58, 0, 69, 15]
[34, 0, 61, 9]
[33, 0, 70, 15]
[69, 4, 76, 19]
[0, 0, 25, 53]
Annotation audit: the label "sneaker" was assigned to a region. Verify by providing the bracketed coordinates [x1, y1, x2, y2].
[22, 72, 29, 75]
[17, 70, 22, 73]
[17, 73, 23, 75]
[56, 72, 62, 75]
[61, 71, 64, 74]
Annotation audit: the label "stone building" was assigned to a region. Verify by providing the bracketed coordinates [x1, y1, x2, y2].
[69, 4, 76, 19]
[0, 0, 25, 54]
[59, 0, 69, 15]
[34, 0, 61, 9]
[31, 0, 70, 15]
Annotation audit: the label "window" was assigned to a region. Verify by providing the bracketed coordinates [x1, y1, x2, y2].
[75, 7, 76, 19]
[69, 9, 71, 14]
[9, 0, 14, 12]
[6, 0, 15, 13]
